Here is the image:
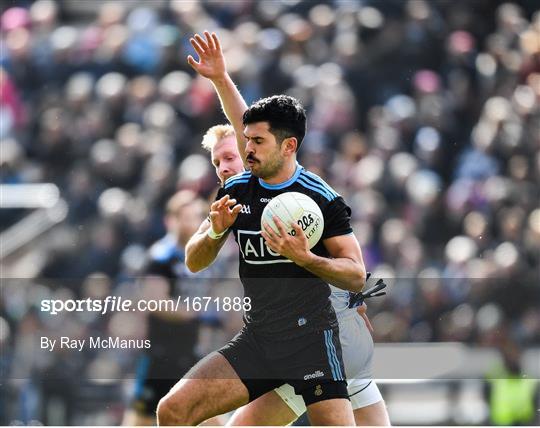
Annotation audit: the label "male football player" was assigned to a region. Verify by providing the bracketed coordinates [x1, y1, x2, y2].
[157, 34, 370, 427]
[200, 122, 390, 426]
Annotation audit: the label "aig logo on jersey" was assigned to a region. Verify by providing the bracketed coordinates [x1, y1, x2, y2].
[237, 230, 293, 264]
[240, 204, 251, 214]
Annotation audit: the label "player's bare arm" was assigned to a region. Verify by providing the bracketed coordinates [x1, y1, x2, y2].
[187, 31, 248, 164]
[185, 195, 242, 272]
[262, 218, 366, 292]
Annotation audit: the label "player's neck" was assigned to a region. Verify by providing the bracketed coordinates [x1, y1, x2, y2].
[261, 161, 298, 185]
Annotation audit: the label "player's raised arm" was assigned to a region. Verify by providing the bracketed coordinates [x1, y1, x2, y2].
[187, 31, 249, 164]
[185, 194, 242, 272]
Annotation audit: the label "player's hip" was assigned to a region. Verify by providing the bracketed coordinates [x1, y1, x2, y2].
[336, 310, 374, 379]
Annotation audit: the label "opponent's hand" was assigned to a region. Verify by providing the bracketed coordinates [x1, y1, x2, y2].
[187, 31, 226, 80]
[356, 303, 374, 333]
[261, 217, 311, 265]
[209, 195, 242, 234]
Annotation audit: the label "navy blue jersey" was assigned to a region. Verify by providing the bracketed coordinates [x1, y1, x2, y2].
[216, 165, 353, 340]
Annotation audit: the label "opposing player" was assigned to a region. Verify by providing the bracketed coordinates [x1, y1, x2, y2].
[123, 190, 209, 425]
[200, 121, 390, 425]
[157, 45, 371, 428]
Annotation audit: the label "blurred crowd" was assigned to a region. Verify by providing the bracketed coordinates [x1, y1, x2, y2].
[1, 0, 539, 424]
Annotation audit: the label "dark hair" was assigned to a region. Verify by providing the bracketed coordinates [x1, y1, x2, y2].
[242, 95, 306, 151]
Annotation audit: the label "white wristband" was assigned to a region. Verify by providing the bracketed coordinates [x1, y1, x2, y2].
[207, 226, 228, 240]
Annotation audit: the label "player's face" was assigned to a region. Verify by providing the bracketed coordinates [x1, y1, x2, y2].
[211, 136, 245, 184]
[244, 122, 284, 180]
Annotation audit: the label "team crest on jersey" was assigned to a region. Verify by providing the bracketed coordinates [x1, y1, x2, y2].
[237, 230, 293, 264]
[240, 204, 251, 214]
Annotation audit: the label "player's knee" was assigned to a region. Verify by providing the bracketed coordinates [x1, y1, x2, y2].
[156, 395, 177, 426]
[156, 392, 195, 426]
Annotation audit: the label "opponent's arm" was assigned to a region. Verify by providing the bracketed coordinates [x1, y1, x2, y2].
[187, 31, 248, 164]
[185, 195, 242, 272]
[261, 219, 366, 292]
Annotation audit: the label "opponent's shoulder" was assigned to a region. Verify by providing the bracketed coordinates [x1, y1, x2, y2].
[223, 170, 253, 191]
[296, 168, 340, 202]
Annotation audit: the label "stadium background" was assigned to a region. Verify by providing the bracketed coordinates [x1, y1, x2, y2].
[1, 0, 539, 425]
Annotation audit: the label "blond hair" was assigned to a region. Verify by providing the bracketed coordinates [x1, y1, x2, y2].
[201, 124, 235, 151]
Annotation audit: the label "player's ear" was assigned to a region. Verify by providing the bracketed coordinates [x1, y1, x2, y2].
[282, 137, 297, 156]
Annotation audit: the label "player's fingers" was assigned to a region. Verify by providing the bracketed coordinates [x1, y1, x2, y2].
[290, 222, 304, 239]
[194, 33, 209, 52]
[211, 32, 221, 52]
[361, 311, 374, 333]
[214, 195, 229, 210]
[210, 200, 221, 210]
[204, 30, 215, 50]
[263, 222, 278, 239]
[189, 37, 205, 58]
[357, 304, 374, 333]
[273, 216, 287, 237]
[218, 195, 230, 206]
[187, 55, 198, 68]
[261, 230, 277, 248]
[231, 204, 242, 214]
[224, 198, 237, 206]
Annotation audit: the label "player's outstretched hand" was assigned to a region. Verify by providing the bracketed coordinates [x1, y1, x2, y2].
[261, 217, 311, 265]
[209, 195, 242, 234]
[187, 31, 226, 80]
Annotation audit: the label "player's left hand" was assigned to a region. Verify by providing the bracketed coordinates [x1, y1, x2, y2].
[187, 31, 226, 81]
[261, 217, 311, 266]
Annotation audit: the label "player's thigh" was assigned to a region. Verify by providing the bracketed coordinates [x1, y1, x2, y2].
[227, 389, 298, 426]
[349, 379, 384, 410]
[306, 398, 354, 426]
[159, 352, 249, 423]
[353, 399, 391, 426]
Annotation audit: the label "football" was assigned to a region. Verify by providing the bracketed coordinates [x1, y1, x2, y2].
[261, 192, 324, 249]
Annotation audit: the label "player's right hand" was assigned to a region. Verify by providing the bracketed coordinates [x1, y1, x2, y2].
[209, 194, 242, 234]
[187, 31, 226, 80]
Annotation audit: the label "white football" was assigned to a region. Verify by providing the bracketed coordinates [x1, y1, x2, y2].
[261, 192, 324, 249]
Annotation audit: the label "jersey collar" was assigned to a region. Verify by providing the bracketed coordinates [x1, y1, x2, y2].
[258, 163, 303, 190]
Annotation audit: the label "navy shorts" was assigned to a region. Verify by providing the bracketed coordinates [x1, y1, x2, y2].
[218, 326, 349, 406]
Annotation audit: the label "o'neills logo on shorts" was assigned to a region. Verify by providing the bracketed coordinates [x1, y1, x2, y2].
[304, 370, 324, 380]
[237, 230, 293, 265]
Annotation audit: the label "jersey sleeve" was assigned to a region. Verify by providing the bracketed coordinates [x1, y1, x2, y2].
[321, 196, 353, 239]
